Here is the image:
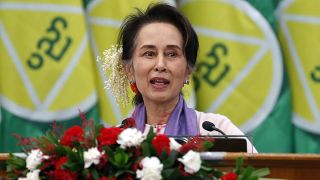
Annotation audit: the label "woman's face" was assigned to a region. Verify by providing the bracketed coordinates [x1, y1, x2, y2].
[128, 22, 190, 105]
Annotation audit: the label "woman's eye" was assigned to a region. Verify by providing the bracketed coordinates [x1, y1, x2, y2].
[143, 51, 155, 57]
[167, 51, 177, 57]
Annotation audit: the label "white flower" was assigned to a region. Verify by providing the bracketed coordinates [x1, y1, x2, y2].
[136, 156, 163, 180]
[117, 128, 144, 149]
[84, 147, 103, 168]
[26, 149, 48, 171]
[18, 169, 40, 180]
[169, 138, 182, 151]
[178, 150, 201, 174]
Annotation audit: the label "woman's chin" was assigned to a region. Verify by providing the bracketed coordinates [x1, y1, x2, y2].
[146, 93, 179, 104]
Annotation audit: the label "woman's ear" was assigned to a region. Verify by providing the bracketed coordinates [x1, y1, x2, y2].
[125, 63, 134, 81]
[185, 65, 193, 79]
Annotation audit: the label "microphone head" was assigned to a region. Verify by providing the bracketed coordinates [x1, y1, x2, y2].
[202, 121, 216, 131]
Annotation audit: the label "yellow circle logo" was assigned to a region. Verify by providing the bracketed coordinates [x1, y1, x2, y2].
[277, 0, 320, 133]
[180, 0, 283, 132]
[0, 1, 97, 122]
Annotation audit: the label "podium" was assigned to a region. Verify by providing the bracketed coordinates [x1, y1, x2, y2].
[202, 152, 320, 179]
[1, 153, 320, 179]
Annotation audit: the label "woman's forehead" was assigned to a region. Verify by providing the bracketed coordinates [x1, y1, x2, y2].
[134, 22, 183, 49]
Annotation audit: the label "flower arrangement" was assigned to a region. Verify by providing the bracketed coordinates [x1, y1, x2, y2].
[5, 114, 269, 180]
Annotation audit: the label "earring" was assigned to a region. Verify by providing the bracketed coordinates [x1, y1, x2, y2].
[130, 81, 138, 94]
[184, 79, 190, 85]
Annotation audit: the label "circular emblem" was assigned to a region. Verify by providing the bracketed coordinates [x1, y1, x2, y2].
[277, 0, 320, 134]
[180, 0, 283, 132]
[0, 1, 97, 122]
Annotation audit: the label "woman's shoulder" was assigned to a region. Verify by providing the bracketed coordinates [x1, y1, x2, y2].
[195, 110, 232, 125]
[195, 110, 243, 135]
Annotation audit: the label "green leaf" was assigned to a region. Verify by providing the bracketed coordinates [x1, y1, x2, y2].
[203, 141, 214, 151]
[91, 168, 100, 180]
[145, 128, 155, 142]
[104, 146, 114, 157]
[162, 168, 183, 179]
[46, 131, 60, 145]
[110, 148, 129, 168]
[162, 169, 176, 179]
[238, 166, 254, 180]
[200, 165, 213, 172]
[8, 154, 26, 168]
[251, 168, 270, 177]
[235, 157, 244, 174]
[141, 142, 151, 156]
[162, 151, 178, 168]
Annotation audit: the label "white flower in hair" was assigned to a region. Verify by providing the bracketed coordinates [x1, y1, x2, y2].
[97, 45, 129, 106]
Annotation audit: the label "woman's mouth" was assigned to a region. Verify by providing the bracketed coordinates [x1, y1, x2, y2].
[150, 77, 170, 88]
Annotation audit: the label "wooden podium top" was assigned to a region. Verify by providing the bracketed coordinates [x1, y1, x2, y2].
[1, 153, 320, 179]
[202, 152, 320, 179]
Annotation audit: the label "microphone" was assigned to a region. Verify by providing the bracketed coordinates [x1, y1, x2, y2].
[202, 121, 226, 136]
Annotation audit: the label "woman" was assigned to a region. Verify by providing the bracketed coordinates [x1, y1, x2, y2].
[105, 3, 256, 153]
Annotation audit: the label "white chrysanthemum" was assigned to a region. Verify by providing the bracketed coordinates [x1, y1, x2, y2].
[26, 149, 48, 171]
[84, 147, 103, 168]
[18, 169, 40, 180]
[117, 128, 144, 149]
[169, 138, 182, 151]
[136, 156, 163, 180]
[178, 150, 201, 174]
[97, 45, 129, 106]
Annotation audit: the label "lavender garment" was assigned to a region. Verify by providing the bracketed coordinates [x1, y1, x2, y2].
[132, 95, 199, 136]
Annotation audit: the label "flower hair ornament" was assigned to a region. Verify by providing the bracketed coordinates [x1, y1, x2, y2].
[97, 45, 130, 106]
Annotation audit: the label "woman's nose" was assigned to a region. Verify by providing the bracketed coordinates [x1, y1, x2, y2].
[155, 55, 167, 72]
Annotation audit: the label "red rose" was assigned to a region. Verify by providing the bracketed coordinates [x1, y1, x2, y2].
[121, 118, 136, 129]
[97, 127, 123, 146]
[152, 134, 170, 155]
[55, 156, 68, 170]
[221, 172, 237, 180]
[60, 126, 84, 147]
[97, 153, 108, 169]
[52, 169, 77, 180]
[132, 160, 140, 171]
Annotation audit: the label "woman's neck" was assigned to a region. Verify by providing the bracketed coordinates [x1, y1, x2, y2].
[144, 97, 179, 126]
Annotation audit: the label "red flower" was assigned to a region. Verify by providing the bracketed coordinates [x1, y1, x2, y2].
[60, 126, 84, 147]
[51, 169, 77, 180]
[152, 134, 170, 155]
[97, 127, 123, 146]
[180, 136, 213, 154]
[121, 118, 136, 129]
[221, 172, 237, 180]
[97, 153, 108, 169]
[132, 159, 141, 171]
[55, 156, 68, 169]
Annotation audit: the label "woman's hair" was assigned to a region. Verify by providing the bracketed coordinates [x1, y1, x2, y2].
[118, 3, 199, 105]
